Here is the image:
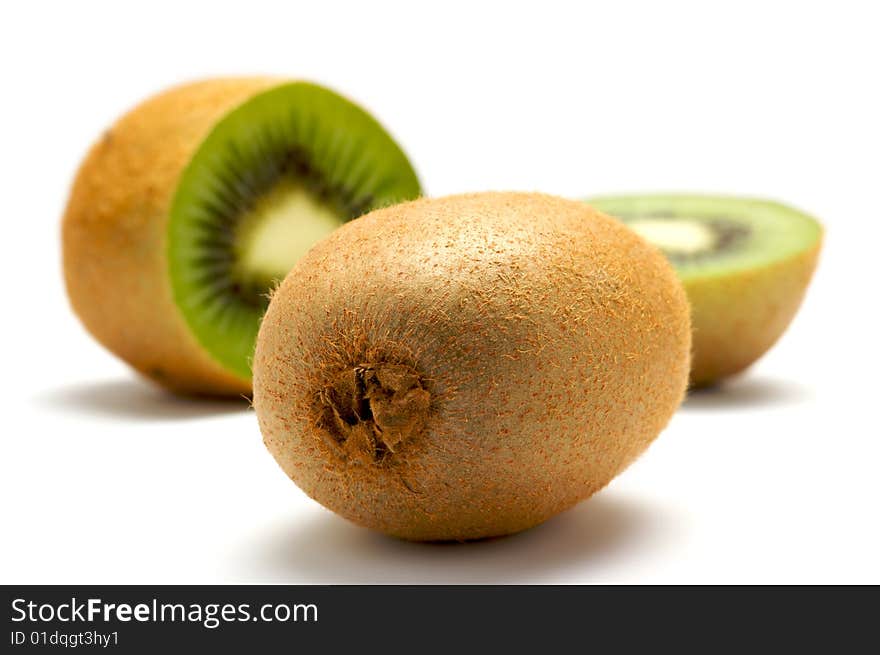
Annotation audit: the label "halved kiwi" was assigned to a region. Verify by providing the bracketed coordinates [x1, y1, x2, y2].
[588, 194, 822, 387]
[63, 79, 421, 395]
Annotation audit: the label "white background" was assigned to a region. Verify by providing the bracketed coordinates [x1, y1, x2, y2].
[1, 0, 878, 584]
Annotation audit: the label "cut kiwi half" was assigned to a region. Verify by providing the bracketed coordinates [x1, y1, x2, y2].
[62, 79, 421, 395]
[588, 194, 822, 387]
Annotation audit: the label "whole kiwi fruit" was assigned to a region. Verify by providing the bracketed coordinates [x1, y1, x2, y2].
[62, 78, 420, 395]
[253, 192, 691, 541]
[588, 194, 822, 387]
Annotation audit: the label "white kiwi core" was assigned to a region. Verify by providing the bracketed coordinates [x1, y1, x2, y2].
[628, 218, 716, 256]
[235, 182, 343, 283]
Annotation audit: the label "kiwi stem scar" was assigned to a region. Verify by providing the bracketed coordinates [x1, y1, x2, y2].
[318, 363, 430, 465]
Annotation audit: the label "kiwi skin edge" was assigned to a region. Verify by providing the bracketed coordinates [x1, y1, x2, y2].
[253, 192, 692, 541]
[684, 242, 821, 387]
[62, 78, 279, 396]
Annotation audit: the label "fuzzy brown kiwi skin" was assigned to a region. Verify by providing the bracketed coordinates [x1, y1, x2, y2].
[253, 192, 692, 541]
[686, 242, 822, 387]
[62, 78, 280, 396]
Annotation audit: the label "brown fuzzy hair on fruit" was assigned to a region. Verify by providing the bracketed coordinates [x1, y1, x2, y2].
[62, 78, 421, 395]
[253, 192, 691, 541]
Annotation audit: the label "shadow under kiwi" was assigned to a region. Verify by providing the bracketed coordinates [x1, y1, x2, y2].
[35, 378, 249, 422]
[236, 492, 685, 584]
[681, 375, 813, 411]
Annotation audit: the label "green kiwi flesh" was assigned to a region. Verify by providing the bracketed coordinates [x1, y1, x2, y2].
[169, 82, 421, 380]
[587, 194, 821, 281]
